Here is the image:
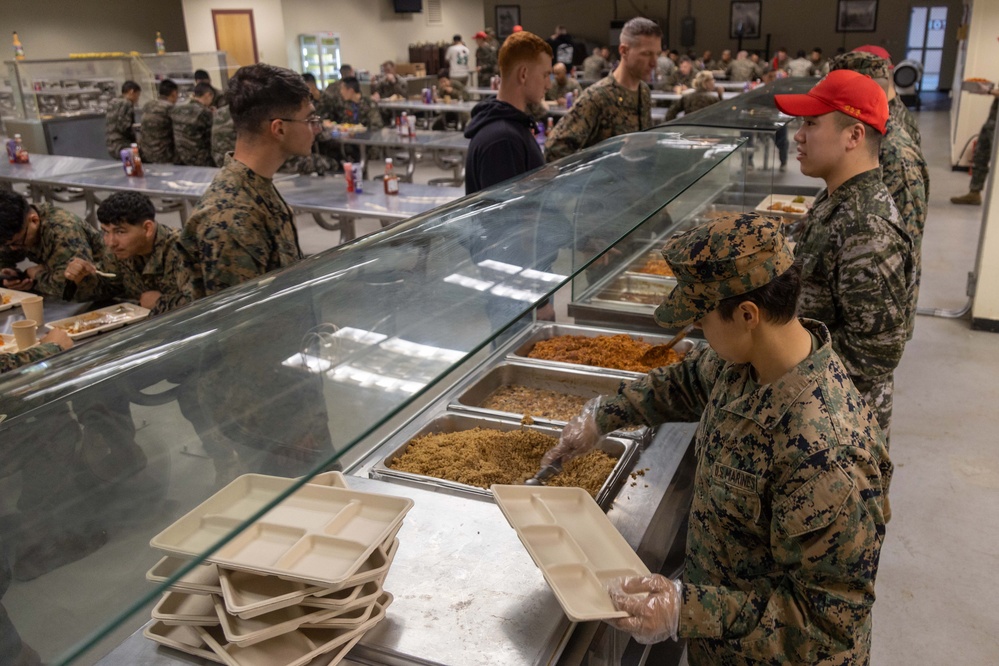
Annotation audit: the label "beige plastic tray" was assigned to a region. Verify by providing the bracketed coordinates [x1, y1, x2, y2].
[199, 593, 392, 666]
[754, 194, 815, 219]
[46, 302, 151, 339]
[299, 580, 383, 614]
[214, 596, 352, 648]
[0, 287, 32, 313]
[151, 590, 221, 627]
[150, 474, 413, 587]
[146, 556, 222, 595]
[491, 485, 650, 622]
[143, 621, 226, 663]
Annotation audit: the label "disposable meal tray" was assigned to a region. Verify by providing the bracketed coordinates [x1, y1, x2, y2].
[370, 412, 638, 508]
[510, 323, 696, 377]
[150, 474, 413, 588]
[753, 194, 815, 219]
[214, 595, 374, 648]
[0, 334, 19, 353]
[46, 302, 151, 339]
[0, 288, 32, 312]
[146, 556, 222, 595]
[151, 590, 220, 627]
[144, 621, 227, 663]
[491, 485, 650, 622]
[198, 593, 392, 666]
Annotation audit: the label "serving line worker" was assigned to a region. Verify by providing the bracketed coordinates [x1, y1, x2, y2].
[541, 213, 892, 664]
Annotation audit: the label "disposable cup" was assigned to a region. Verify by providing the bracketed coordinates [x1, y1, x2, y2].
[12, 319, 37, 350]
[21, 295, 43, 325]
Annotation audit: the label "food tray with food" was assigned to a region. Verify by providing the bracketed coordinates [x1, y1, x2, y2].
[0, 288, 32, 312]
[0, 334, 18, 353]
[754, 194, 815, 218]
[510, 324, 696, 376]
[144, 621, 226, 663]
[46, 303, 150, 339]
[962, 78, 995, 94]
[146, 556, 223, 595]
[198, 593, 391, 666]
[150, 475, 413, 588]
[491, 485, 650, 622]
[370, 412, 638, 508]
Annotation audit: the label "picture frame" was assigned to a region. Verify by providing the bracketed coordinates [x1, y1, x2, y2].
[495, 5, 520, 41]
[837, 0, 878, 32]
[730, 1, 762, 40]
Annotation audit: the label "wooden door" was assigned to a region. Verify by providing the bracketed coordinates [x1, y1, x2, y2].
[212, 10, 259, 75]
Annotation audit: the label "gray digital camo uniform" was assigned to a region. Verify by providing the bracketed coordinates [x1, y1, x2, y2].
[372, 75, 408, 100]
[657, 68, 695, 90]
[582, 54, 609, 81]
[0, 203, 122, 301]
[596, 321, 892, 665]
[889, 95, 922, 147]
[545, 75, 653, 162]
[970, 97, 998, 192]
[664, 91, 721, 121]
[880, 121, 928, 338]
[476, 44, 498, 79]
[139, 98, 176, 164]
[105, 97, 136, 159]
[726, 58, 759, 82]
[171, 101, 215, 167]
[795, 168, 913, 437]
[545, 78, 582, 102]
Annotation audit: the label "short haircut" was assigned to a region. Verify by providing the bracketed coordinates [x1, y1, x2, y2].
[158, 79, 178, 97]
[228, 63, 311, 135]
[832, 111, 883, 156]
[340, 77, 361, 94]
[194, 69, 210, 81]
[796, 50, 806, 58]
[437, 68, 451, 79]
[121, 80, 141, 94]
[97, 192, 156, 227]
[302, 72, 317, 85]
[193, 82, 215, 98]
[717, 262, 802, 324]
[340, 64, 353, 76]
[693, 70, 714, 91]
[453, 34, 462, 42]
[0, 190, 30, 243]
[498, 31, 553, 78]
[678, 56, 692, 65]
[621, 17, 662, 46]
[812, 47, 823, 54]
[382, 60, 395, 69]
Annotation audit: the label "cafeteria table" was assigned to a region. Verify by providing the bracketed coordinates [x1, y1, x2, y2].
[0, 154, 120, 214]
[377, 100, 477, 130]
[335, 128, 467, 182]
[466, 87, 499, 97]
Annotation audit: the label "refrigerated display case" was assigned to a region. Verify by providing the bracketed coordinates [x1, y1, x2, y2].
[135, 51, 232, 103]
[0, 119, 771, 665]
[299, 33, 342, 88]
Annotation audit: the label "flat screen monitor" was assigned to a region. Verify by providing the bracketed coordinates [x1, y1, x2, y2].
[394, 0, 422, 12]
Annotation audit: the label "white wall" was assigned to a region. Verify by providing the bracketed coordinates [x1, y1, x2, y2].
[181, 0, 290, 68]
[281, 0, 485, 75]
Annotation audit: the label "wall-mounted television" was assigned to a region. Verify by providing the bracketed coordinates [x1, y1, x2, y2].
[394, 0, 422, 12]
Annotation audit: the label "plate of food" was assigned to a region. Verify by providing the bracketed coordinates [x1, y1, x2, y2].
[0, 288, 33, 313]
[962, 78, 995, 95]
[755, 194, 815, 218]
[46, 303, 151, 339]
[0, 333, 17, 353]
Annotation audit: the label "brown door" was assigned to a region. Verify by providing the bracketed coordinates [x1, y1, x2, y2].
[212, 10, 259, 75]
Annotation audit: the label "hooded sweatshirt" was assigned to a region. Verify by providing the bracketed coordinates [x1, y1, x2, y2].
[464, 98, 544, 195]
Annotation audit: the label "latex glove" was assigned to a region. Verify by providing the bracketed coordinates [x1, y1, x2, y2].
[540, 396, 604, 468]
[605, 574, 683, 644]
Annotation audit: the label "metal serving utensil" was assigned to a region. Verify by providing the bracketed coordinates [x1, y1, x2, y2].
[638, 324, 694, 367]
[525, 460, 563, 486]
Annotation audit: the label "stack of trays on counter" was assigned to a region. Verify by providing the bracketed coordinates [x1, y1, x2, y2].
[143, 472, 412, 666]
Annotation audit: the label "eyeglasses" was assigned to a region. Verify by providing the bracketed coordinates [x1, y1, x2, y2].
[272, 115, 323, 127]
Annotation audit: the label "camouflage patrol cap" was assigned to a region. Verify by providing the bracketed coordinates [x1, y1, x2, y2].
[654, 213, 794, 328]
[830, 51, 891, 80]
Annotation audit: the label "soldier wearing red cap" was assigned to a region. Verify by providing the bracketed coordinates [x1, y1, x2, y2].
[474, 31, 498, 82]
[853, 44, 922, 146]
[775, 69, 914, 439]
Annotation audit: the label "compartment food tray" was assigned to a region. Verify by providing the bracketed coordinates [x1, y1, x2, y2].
[0, 334, 18, 353]
[150, 474, 413, 588]
[0, 288, 32, 312]
[152, 590, 219, 626]
[370, 412, 637, 508]
[144, 621, 226, 663]
[214, 594, 375, 648]
[510, 323, 696, 377]
[46, 302, 151, 339]
[146, 556, 222, 595]
[753, 194, 815, 218]
[491, 485, 650, 622]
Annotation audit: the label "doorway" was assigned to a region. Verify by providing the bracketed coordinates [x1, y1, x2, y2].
[212, 10, 259, 76]
[907, 6, 948, 91]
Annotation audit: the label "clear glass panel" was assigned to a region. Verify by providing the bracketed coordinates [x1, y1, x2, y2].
[0, 121, 755, 663]
[2, 57, 141, 121]
[907, 48, 924, 64]
[923, 49, 943, 75]
[925, 7, 947, 49]
[908, 7, 928, 49]
[134, 52, 232, 103]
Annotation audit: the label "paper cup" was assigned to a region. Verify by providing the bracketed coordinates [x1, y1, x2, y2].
[12, 319, 37, 350]
[21, 295, 43, 325]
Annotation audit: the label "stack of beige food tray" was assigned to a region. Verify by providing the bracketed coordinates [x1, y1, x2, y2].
[144, 472, 413, 666]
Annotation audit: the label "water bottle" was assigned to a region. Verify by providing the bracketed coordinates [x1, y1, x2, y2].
[565, 91, 574, 109]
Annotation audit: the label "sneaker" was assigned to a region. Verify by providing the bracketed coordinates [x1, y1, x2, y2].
[779, 163, 787, 172]
[950, 191, 982, 205]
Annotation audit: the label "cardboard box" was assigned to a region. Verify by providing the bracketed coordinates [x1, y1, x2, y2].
[396, 63, 427, 77]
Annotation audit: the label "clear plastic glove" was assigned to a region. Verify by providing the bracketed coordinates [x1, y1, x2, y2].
[605, 574, 683, 645]
[540, 396, 604, 468]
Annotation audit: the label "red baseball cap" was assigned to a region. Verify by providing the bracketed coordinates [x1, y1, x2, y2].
[774, 69, 889, 134]
[854, 44, 893, 67]
[512, 25, 524, 33]
[474, 31, 488, 40]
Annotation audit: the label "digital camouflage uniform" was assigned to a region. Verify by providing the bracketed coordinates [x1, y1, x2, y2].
[596, 322, 891, 665]
[583, 54, 609, 81]
[476, 43, 498, 79]
[171, 100, 215, 167]
[105, 97, 136, 159]
[889, 95, 921, 147]
[545, 75, 653, 162]
[658, 68, 695, 90]
[139, 97, 176, 164]
[332, 96, 384, 129]
[726, 58, 759, 82]
[664, 91, 721, 121]
[0, 203, 121, 301]
[211, 105, 236, 167]
[0, 343, 61, 374]
[970, 96, 998, 192]
[372, 75, 408, 100]
[318, 82, 345, 121]
[545, 77, 582, 102]
[115, 223, 186, 315]
[795, 168, 913, 436]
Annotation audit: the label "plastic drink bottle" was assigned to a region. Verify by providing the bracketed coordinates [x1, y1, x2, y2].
[130, 143, 144, 177]
[155, 32, 166, 55]
[384, 158, 399, 195]
[344, 162, 355, 192]
[12, 32, 24, 61]
[565, 91, 573, 109]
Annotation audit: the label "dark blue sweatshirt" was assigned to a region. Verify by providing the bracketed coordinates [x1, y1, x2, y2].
[464, 98, 544, 195]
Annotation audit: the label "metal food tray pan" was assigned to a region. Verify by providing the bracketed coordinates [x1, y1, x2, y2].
[623, 250, 678, 279]
[369, 412, 638, 508]
[448, 361, 648, 442]
[588, 274, 677, 308]
[509, 323, 696, 377]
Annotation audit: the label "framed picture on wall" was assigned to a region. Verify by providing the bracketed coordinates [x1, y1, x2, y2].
[729, 2, 762, 40]
[837, 0, 878, 32]
[496, 5, 520, 41]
